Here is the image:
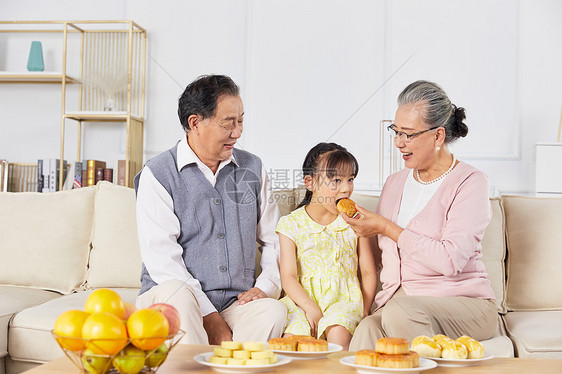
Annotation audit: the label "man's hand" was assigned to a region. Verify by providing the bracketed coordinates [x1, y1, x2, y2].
[203, 312, 232, 345]
[237, 287, 267, 305]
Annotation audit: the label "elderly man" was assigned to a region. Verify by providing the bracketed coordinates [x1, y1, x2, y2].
[134, 75, 286, 344]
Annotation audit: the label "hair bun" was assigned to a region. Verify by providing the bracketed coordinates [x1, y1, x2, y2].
[452, 105, 468, 138]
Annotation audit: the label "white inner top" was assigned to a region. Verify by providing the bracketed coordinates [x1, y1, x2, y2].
[397, 169, 444, 228]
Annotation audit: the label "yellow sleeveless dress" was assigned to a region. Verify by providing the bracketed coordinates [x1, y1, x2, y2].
[276, 206, 363, 338]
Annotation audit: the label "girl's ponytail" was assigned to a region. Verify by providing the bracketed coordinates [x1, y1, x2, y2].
[297, 190, 313, 209]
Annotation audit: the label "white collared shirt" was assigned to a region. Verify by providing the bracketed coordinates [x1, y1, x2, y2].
[136, 136, 281, 316]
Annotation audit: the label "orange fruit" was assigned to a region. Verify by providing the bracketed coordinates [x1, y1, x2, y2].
[127, 308, 169, 351]
[84, 289, 126, 319]
[53, 310, 90, 351]
[82, 312, 128, 355]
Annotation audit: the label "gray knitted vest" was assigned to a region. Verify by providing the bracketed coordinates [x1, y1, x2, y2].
[134, 143, 262, 312]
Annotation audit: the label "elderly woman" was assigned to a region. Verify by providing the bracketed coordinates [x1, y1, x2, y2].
[344, 80, 497, 350]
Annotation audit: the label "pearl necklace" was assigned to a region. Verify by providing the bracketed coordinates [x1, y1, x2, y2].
[416, 154, 457, 185]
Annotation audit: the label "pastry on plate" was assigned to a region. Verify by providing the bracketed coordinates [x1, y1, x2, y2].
[210, 341, 278, 366]
[246, 358, 269, 365]
[355, 349, 378, 366]
[213, 347, 233, 358]
[251, 350, 274, 359]
[267, 337, 297, 351]
[441, 341, 468, 359]
[243, 342, 265, 352]
[433, 334, 454, 349]
[375, 337, 409, 355]
[376, 353, 413, 368]
[209, 356, 228, 364]
[221, 341, 243, 350]
[286, 335, 316, 341]
[232, 350, 251, 359]
[297, 338, 328, 352]
[411, 335, 441, 358]
[455, 335, 474, 345]
[456, 337, 484, 359]
[226, 358, 246, 365]
[408, 350, 420, 367]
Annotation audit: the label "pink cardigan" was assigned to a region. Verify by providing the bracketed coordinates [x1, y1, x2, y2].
[374, 161, 496, 309]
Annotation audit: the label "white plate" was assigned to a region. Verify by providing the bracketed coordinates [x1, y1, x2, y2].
[340, 356, 438, 374]
[268, 342, 343, 360]
[423, 353, 494, 367]
[194, 352, 291, 373]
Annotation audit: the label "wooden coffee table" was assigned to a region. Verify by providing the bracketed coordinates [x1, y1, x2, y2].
[24, 344, 562, 373]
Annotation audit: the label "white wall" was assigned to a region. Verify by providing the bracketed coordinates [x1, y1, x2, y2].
[1, 0, 560, 194]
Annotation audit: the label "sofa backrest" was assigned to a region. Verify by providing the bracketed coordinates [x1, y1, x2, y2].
[503, 195, 562, 311]
[481, 198, 507, 313]
[85, 182, 142, 289]
[3, 183, 541, 317]
[0, 187, 96, 294]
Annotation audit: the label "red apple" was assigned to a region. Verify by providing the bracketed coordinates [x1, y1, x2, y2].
[123, 302, 137, 320]
[148, 303, 180, 335]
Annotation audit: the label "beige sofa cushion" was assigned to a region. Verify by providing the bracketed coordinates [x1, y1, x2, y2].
[350, 192, 379, 213]
[271, 189, 297, 218]
[504, 196, 562, 311]
[480, 198, 506, 313]
[503, 311, 562, 358]
[86, 182, 142, 289]
[0, 286, 61, 359]
[480, 315, 514, 358]
[0, 188, 96, 294]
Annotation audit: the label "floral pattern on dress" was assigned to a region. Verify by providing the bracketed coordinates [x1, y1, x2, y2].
[277, 206, 363, 338]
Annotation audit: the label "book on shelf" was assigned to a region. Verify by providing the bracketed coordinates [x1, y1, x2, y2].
[62, 161, 78, 191]
[73, 161, 83, 188]
[95, 167, 104, 185]
[36, 159, 43, 192]
[81, 160, 87, 188]
[103, 168, 114, 183]
[46, 159, 68, 192]
[86, 160, 106, 186]
[41, 159, 50, 193]
[117, 160, 128, 186]
[0, 159, 8, 192]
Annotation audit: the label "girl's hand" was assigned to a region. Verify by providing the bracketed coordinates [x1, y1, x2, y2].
[362, 306, 371, 319]
[304, 305, 323, 338]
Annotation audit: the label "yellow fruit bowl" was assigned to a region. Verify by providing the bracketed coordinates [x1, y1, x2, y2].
[51, 330, 185, 374]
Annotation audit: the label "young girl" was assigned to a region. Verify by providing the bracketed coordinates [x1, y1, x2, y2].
[276, 142, 377, 350]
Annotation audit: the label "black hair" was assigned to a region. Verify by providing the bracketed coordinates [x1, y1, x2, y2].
[450, 104, 468, 140]
[297, 142, 359, 208]
[177, 75, 240, 132]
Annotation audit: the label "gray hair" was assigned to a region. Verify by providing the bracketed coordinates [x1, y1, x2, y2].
[397, 80, 468, 142]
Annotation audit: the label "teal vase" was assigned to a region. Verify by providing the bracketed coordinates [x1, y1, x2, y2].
[27, 41, 44, 71]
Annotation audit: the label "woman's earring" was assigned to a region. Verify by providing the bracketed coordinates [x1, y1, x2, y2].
[435, 146, 441, 151]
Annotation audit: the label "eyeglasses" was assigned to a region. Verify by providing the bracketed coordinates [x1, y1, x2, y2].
[209, 118, 244, 135]
[386, 124, 440, 143]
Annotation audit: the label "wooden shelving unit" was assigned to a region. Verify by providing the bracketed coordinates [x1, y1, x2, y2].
[0, 72, 79, 84]
[0, 20, 146, 188]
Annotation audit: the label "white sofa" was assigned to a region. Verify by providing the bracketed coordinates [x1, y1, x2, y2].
[0, 182, 561, 373]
